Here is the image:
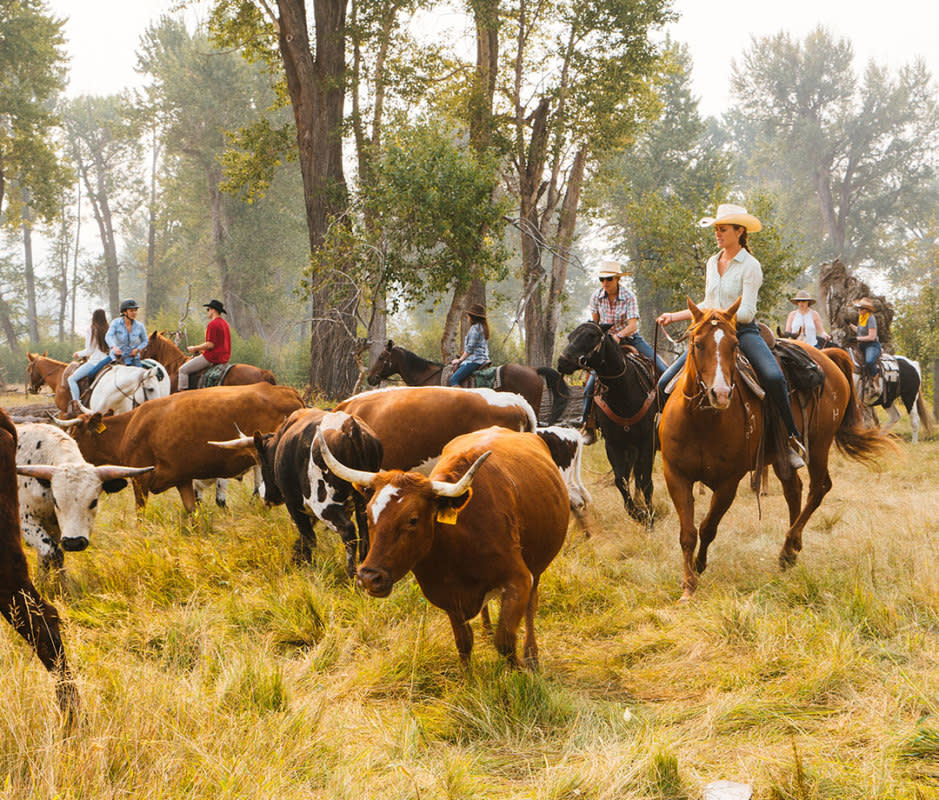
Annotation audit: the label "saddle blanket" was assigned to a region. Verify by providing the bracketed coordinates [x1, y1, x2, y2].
[200, 362, 234, 388]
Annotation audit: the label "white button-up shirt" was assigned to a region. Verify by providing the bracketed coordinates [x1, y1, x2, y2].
[700, 248, 762, 324]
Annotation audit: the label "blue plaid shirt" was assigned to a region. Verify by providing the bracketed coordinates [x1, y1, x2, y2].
[463, 322, 490, 363]
[589, 284, 640, 338]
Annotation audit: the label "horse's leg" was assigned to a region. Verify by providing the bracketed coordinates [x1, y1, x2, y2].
[910, 401, 920, 443]
[882, 403, 900, 433]
[607, 439, 643, 522]
[663, 467, 698, 600]
[694, 478, 740, 575]
[778, 452, 833, 569]
[770, 461, 804, 527]
[634, 437, 655, 525]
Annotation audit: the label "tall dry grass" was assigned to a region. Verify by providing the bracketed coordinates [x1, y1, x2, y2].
[0, 402, 937, 799]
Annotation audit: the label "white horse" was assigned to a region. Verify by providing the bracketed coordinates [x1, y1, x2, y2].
[80, 361, 171, 415]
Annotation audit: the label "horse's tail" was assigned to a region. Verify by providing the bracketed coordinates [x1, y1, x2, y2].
[916, 391, 935, 438]
[537, 366, 570, 425]
[826, 348, 893, 463]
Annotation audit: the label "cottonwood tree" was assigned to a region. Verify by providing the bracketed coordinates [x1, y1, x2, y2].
[502, 0, 671, 366]
[209, 0, 357, 399]
[63, 94, 143, 317]
[730, 27, 939, 271]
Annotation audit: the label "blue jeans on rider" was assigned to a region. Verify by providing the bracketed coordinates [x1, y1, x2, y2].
[860, 341, 881, 376]
[120, 356, 143, 368]
[68, 356, 112, 402]
[657, 321, 800, 438]
[448, 360, 484, 386]
[622, 333, 668, 374]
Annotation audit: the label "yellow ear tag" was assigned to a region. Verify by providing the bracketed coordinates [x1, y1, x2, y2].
[94, 422, 107, 434]
[435, 488, 473, 525]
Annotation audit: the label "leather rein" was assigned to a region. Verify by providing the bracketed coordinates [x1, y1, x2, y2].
[582, 324, 657, 431]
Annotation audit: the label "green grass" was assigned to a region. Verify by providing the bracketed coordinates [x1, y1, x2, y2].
[1, 402, 938, 798]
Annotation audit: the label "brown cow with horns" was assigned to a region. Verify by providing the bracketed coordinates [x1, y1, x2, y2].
[318, 425, 569, 668]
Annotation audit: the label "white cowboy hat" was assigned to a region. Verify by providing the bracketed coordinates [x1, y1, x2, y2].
[597, 260, 629, 279]
[698, 204, 763, 232]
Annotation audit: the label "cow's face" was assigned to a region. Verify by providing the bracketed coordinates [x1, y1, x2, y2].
[356, 473, 440, 597]
[49, 466, 108, 551]
[253, 432, 281, 505]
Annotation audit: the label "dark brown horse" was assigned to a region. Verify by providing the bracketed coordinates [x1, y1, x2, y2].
[660, 298, 890, 600]
[557, 322, 657, 525]
[26, 352, 72, 413]
[142, 331, 276, 392]
[367, 340, 570, 424]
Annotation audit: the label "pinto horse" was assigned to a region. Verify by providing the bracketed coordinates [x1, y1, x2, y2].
[850, 353, 934, 443]
[660, 298, 889, 600]
[367, 340, 570, 424]
[557, 322, 657, 524]
[141, 331, 276, 392]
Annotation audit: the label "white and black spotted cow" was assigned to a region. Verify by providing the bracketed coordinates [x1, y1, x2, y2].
[535, 426, 593, 537]
[14, 423, 153, 573]
[211, 408, 383, 576]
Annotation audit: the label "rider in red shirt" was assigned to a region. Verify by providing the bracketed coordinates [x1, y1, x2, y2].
[179, 299, 231, 389]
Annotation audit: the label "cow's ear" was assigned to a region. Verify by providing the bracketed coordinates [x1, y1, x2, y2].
[435, 488, 472, 525]
[101, 478, 128, 494]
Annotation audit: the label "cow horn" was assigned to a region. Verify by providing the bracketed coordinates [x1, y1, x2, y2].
[16, 464, 57, 480]
[95, 465, 154, 481]
[430, 450, 491, 497]
[315, 429, 378, 488]
[51, 416, 81, 428]
[207, 435, 255, 450]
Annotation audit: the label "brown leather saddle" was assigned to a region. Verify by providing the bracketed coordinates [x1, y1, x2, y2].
[62, 360, 115, 403]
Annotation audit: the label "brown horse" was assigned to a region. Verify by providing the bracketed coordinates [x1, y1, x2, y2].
[141, 331, 276, 391]
[659, 298, 890, 600]
[26, 352, 72, 413]
[367, 340, 570, 424]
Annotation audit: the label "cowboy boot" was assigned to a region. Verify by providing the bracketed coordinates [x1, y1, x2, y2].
[579, 400, 597, 446]
[66, 400, 81, 419]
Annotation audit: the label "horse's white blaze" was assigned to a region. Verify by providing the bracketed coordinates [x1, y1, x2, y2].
[709, 329, 732, 395]
[370, 484, 400, 525]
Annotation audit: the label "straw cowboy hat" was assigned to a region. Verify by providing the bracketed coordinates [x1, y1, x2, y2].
[698, 203, 763, 232]
[853, 297, 877, 312]
[465, 303, 487, 319]
[597, 260, 629, 279]
[790, 289, 817, 306]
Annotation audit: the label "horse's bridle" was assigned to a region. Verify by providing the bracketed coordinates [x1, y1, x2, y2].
[576, 323, 629, 380]
[25, 358, 58, 394]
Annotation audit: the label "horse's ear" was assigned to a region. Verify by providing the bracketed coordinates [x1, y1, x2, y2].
[687, 297, 703, 322]
[386, 339, 394, 349]
[42, 350, 48, 357]
[726, 297, 742, 322]
[27, 351, 35, 361]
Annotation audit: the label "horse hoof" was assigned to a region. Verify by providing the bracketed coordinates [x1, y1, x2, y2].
[679, 591, 694, 603]
[779, 552, 798, 570]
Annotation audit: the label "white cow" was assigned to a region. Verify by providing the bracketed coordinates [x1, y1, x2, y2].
[14, 423, 153, 572]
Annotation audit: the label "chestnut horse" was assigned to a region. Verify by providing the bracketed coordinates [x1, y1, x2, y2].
[660, 299, 889, 600]
[26, 352, 72, 412]
[367, 340, 570, 424]
[141, 331, 276, 392]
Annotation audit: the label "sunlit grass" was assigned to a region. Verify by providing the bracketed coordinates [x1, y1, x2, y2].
[0, 399, 937, 797]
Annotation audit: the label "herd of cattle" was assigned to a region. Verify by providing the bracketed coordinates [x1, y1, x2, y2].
[1, 378, 593, 719]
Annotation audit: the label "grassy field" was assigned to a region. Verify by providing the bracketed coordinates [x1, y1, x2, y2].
[0, 390, 937, 799]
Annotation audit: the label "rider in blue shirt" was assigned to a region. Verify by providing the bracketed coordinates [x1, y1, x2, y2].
[106, 299, 148, 367]
[448, 303, 490, 385]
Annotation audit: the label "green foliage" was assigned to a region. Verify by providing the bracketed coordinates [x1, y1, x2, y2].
[306, 118, 510, 311]
[0, 0, 71, 224]
[730, 27, 939, 271]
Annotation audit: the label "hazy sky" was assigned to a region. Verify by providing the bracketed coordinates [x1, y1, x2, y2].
[49, 0, 939, 118]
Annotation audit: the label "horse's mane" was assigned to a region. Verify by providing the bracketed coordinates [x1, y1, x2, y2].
[395, 345, 442, 370]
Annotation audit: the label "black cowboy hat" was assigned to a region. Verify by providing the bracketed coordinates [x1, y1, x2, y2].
[203, 299, 227, 314]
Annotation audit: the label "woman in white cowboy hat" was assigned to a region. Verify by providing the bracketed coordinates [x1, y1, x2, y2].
[579, 260, 667, 443]
[656, 203, 806, 468]
[849, 297, 881, 377]
[784, 289, 829, 347]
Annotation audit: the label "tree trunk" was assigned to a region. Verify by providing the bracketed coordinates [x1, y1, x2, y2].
[70, 177, 81, 339]
[21, 200, 39, 346]
[0, 291, 17, 350]
[276, 0, 356, 399]
[146, 129, 159, 312]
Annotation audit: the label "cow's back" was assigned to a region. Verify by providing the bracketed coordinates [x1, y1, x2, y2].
[336, 386, 535, 470]
[433, 428, 569, 575]
[273, 407, 327, 507]
[124, 384, 304, 487]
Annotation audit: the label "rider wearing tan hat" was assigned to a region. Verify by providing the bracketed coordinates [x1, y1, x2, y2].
[785, 289, 828, 347]
[657, 202, 806, 469]
[850, 297, 881, 377]
[449, 302, 491, 386]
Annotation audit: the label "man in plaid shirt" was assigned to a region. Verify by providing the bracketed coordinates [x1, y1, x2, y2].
[580, 261, 666, 443]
